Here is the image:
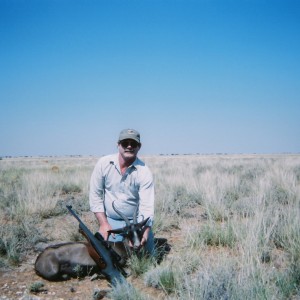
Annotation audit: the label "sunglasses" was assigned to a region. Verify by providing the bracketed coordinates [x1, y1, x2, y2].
[120, 140, 140, 148]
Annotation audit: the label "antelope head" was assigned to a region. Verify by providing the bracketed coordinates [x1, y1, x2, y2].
[107, 201, 150, 250]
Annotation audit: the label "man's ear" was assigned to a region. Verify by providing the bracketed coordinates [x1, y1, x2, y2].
[138, 143, 142, 150]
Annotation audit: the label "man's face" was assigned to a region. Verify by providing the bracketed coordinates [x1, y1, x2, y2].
[118, 139, 141, 161]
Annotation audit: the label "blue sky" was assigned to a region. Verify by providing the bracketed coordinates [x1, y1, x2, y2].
[1, 0, 299, 156]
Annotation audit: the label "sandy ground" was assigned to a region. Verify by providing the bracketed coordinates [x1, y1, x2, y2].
[0, 210, 177, 300]
[0, 241, 173, 300]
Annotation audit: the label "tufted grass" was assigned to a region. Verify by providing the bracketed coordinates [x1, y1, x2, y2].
[1, 154, 300, 298]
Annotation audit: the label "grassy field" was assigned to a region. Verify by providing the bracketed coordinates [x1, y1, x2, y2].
[0, 154, 300, 299]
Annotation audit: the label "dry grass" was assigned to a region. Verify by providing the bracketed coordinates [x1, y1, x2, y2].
[1, 154, 300, 299]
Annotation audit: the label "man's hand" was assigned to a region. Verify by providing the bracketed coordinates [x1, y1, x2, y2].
[98, 223, 113, 241]
[95, 212, 113, 241]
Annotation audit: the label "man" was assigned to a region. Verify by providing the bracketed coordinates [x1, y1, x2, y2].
[89, 129, 155, 254]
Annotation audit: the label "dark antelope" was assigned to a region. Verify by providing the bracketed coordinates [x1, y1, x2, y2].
[107, 201, 150, 251]
[34, 242, 101, 281]
[35, 202, 169, 281]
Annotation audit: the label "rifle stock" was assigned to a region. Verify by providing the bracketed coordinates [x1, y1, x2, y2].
[66, 205, 126, 285]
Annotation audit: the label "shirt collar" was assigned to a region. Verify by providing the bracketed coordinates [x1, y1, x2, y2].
[110, 153, 138, 169]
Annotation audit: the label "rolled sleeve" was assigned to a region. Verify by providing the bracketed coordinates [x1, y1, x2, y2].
[138, 170, 155, 227]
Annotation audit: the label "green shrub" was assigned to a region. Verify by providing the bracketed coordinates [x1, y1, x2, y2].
[182, 269, 235, 299]
[0, 219, 45, 265]
[189, 221, 237, 248]
[152, 211, 180, 233]
[28, 281, 45, 293]
[229, 197, 255, 218]
[127, 252, 156, 277]
[0, 169, 23, 214]
[276, 261, 300, 298]
[272, 209, 300, 254]
[109, 281, 150, 300]
[145, 265, 181, 295]
[204, 203, 230, 222]
[0, 238, 6, 255]
[293, 165, 300, 183]
[158, 267, 177, 294]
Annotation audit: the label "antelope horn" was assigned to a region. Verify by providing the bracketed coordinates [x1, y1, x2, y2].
[108, 217, 150, 236]
[107, 228, 127, 235]
[136, 217, 150, 229]
[112, 201, 131, 227]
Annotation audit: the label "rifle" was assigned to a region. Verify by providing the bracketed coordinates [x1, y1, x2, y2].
[66, 205, 126, 285]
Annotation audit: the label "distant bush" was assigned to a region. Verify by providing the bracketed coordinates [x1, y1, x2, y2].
[0, 168, 24, 216]
[61, 183, 82, 194]
[40, 195, 90, 219]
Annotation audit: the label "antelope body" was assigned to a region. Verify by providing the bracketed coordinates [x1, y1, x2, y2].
[34, 242, 101, 280]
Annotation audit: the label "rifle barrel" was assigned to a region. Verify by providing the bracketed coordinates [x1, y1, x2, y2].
[66, 205, 125, 285]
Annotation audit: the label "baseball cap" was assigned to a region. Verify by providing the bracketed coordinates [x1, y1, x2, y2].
[118, 129, 141, 143]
